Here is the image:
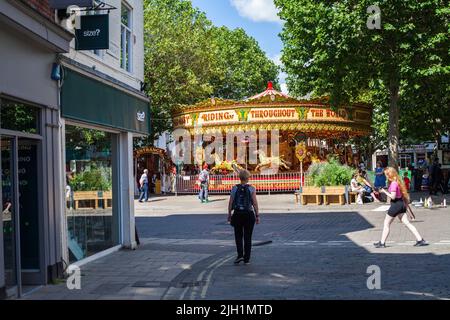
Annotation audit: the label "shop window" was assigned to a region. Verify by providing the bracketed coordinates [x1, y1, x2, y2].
[65, 125, 117, 262]
[0, 98, 40, 134]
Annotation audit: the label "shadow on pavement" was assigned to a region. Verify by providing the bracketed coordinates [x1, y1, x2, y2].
[137, 212, 450, 300]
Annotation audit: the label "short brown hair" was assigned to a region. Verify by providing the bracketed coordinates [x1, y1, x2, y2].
[239, 170, 251, 182]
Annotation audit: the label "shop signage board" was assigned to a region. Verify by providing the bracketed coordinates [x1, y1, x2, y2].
[174, 107, 350, 127]
[75, 14, 109, 50]
[49, 0, 94, 9]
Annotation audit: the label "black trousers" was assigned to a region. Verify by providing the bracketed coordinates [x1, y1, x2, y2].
[232, 211, 256, 261]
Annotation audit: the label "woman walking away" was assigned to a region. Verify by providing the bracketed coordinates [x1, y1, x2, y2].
[374, 167, 427, 248]
[228, 170, 259, 265]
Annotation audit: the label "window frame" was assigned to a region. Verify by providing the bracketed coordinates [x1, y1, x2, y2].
[120, 2, 133, 73]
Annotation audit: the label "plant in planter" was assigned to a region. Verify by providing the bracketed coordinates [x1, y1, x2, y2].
[70, 165, 112, 191]
[307, 157, 354, 187]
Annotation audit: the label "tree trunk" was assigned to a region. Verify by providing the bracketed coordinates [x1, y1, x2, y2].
[388, 79, 400, 170]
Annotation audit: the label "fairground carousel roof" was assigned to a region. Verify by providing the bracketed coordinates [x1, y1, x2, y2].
[172, 82, 373, 138]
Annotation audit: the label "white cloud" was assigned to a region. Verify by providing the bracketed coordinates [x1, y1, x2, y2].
[230, 0, 281, 23]
[270, 53, 282, 67]
[269, 54, 289, 94]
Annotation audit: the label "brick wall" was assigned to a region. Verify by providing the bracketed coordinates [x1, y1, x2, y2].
[23, 0, 55, 21]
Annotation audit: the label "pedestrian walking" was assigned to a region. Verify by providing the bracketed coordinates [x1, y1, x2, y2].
[228, 170, 259, 265]
[138, 169, 149, 202]
[198, 164, 209, 203]
[170, 166, 176, 193]
[374, 167, 427, 248]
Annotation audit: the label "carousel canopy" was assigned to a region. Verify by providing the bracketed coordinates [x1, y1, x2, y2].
[172, 82, 372, 138]
[247, 81, 290, 100]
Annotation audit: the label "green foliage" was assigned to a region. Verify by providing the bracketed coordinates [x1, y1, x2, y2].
[142, 0, 279, 143]
[69, 166, 112, 191]
[211, 27, 280, 100]
[66, 126, 110, 155]
[307, 158, 354, 187]
[275, 0, 449, 161]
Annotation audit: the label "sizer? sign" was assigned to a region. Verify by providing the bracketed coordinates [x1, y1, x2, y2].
[83, 29, 101, 37]
[75, 14, 109, 50]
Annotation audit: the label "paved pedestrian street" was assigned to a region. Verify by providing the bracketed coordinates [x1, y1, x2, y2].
[25, 195, 450, 300]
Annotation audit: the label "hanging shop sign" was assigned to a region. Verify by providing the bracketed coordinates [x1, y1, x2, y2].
[75, 14, 109, 50]
[49, 0, 94, 9]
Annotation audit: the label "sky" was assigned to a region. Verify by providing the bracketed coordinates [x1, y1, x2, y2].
[190, 0, 287, 93]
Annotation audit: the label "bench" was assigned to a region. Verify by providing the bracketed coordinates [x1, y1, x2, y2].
[348, 191, 359, 204]
[323, 186, 346, 205]
[295, 187, 323, 205]
[71, 191, 112, 210]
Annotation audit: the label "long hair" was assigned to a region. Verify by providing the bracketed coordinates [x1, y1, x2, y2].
[384, 167, 409, 201]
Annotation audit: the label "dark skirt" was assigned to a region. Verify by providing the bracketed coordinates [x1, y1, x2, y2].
[387, 198, 407, 217]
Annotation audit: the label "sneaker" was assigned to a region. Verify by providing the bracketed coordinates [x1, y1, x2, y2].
[234, 257, 244, 264]
[373, 241, 386, 248]
[244, 260, 250, 265]
[414, 239, 428, 247]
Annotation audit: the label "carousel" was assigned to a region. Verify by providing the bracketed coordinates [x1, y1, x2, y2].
[172, 82, 373, 193]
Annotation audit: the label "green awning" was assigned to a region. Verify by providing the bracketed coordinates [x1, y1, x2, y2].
[61, 69, 150, 134]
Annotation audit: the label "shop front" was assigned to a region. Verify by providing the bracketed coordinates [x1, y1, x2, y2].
[1, 0, 72, 298]
[61, 66, 150, 263]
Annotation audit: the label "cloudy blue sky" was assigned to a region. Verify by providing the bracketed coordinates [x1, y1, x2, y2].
[190, 0, 287, 93]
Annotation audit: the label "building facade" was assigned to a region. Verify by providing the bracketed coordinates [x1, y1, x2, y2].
[1, 0, 149, 298]
[0, 0, 73, 298]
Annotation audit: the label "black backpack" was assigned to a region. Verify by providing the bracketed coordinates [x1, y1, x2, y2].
[232, 184, 253, 212]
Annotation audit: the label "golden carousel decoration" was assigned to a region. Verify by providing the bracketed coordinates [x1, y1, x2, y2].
[172, 82, 373, 192]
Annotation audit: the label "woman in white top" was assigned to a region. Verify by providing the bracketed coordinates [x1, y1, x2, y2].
[350, 173, 365, 204]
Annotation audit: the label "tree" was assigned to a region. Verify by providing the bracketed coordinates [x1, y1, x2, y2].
[141, 0, 280, 144]
[211, 27, 280, 100]
[275, 0, 449, 169]
[143, 0, 220, 143]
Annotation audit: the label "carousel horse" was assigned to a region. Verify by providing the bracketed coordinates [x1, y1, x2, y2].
[254, 150, 291, 171]
[211, 153, 243, 174]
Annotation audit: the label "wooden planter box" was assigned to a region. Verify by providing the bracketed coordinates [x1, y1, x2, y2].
[71, 191, 112, 210]
[323, 186, 346, 205]
[295, 186, 347, 205]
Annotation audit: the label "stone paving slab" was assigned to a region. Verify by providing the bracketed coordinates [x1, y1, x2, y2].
[24, 203, 450, 300]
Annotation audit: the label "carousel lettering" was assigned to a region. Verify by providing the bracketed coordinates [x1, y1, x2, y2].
[310, 109, 343, 119]
[201, 111, 234, 122]
[250, 109, 296, 119]
[174, 115, 191, 126]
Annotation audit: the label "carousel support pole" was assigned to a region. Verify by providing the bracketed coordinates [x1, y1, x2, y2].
[300, 161, 303, 188]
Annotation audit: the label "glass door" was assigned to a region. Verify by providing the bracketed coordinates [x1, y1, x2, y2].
[1, 137, 20, 295]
